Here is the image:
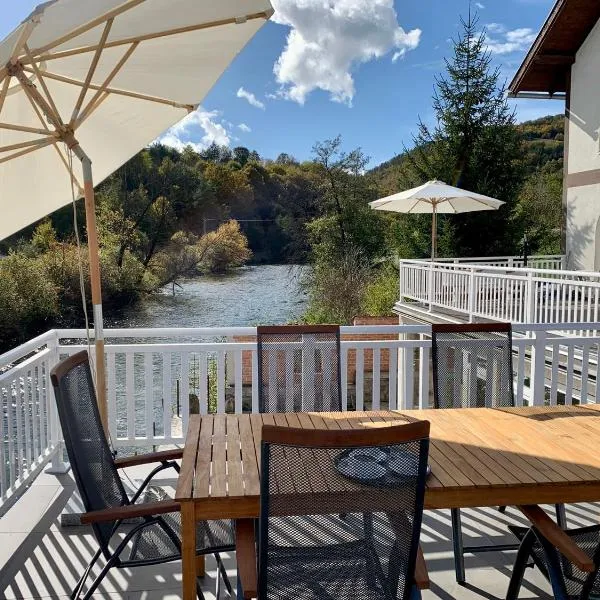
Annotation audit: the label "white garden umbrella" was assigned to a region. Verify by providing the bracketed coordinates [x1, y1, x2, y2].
[369, 180, 505, 259]
[0, 0, 273, 431]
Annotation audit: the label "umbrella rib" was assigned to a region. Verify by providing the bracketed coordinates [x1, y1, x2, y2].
[22, 44, 62, 126]
[407, 199, 423, 213]
[75, 42, 139, 129]
[23, 67, 195, 110]
[0, 76, 11, 119]
[0, 137, 57, 153]
[28, 11, 274, 65]
[0, 138, 54, 165]
[19, 79, 52, 133]
[0, 122, 54, 136]
[26, 0, 146, 58]
[70, 18, 114, 127]
[10, 19, 38, 63]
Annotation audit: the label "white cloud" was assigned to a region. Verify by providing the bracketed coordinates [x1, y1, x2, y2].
[158, 107, 231, 152]
[484, 24, 536, 54]
[236, 87, 266, 109]
[271, 0, 421, 105]
[238, 123, 252, 133]
[475, 2, 485, 8]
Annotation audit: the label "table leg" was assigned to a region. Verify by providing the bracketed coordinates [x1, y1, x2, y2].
[181, 501, 197, 600]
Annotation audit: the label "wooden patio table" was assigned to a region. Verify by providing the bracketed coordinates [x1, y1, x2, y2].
[175, 406, 600, 600]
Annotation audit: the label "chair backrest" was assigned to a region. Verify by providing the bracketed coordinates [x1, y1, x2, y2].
[50, 351, 129, 549]
[256, 325, 342, 412]
[431, 322, 515, 409]
[258, 420, 430, 600]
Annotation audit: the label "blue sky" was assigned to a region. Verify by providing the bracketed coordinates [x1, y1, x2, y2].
[3, 0, 562, 168]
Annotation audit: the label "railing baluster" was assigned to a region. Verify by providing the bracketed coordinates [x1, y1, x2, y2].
[234, 350, 243, 414]
[199, 353, 208, 414]
[32, 365, 39, 461]
[516, 344, 525, 406]
[251, 350, 259, 413]
[24, 369, 32, 471]
[341, 346, 348, 411]
[550, 344, 559, 406]
[417, 344, 428, 409]
[404, 346, 414, 409]
[144, 352, 153, 442]
[372, 348, 380, 410]
[565, 345, 574, 405]
[14, 378, 23, 481]
[581, 344, 590, 404]
[0, 383, 6, 500]
[355, 349, 364, 411]
[181, 351, 190, 431]
[217, 351, 225, 414]
[163, 352, 172, 437]
[389, 344, 399, 410]
[126, 352, 135, 440]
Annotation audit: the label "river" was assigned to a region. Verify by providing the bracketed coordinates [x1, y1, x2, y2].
[108, 264, 309, 329]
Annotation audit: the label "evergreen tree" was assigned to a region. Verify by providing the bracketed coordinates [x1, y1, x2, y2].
[397, 9, 524, 257]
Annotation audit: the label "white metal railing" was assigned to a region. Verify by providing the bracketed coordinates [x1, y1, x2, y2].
[0, 330, 62, 513]
[433, 254, 565, 270]
[399, 259, 600, 326]
[2, 322, 600, 510]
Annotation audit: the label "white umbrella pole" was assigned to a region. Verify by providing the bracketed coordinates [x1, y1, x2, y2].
[69, 143, 108, 434]
[431, 201, 437, 260]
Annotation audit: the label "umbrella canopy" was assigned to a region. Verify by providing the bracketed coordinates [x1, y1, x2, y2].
[369, 180, 505, 258]
[0, 0, 273, 430]
[0, 0, 273, 239]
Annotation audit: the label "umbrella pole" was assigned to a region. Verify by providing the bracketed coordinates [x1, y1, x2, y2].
[70, 144, 108, 435]
[431, 202, 437, 260]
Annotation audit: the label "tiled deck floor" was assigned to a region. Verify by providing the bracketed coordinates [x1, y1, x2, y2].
[2, 460, 596, 600]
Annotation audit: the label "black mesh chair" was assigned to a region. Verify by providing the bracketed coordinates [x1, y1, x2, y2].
[257, 325, 342, 413]
[507, 505, 598, 600]
[236, 420, 431, 600]
[431, 323, 566, 584]
[50, 351, 235, 600]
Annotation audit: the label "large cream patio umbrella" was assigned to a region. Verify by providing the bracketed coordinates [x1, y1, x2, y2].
[369, 180, 505, 259]
[0, 0, 273, 431]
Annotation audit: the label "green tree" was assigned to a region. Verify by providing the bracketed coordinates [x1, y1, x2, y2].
[396, 10, 524, 257]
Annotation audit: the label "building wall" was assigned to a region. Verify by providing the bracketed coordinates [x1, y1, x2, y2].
[567, 18, 600, 271]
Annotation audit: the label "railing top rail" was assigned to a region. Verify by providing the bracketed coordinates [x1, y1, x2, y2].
[430, 254, 564, 262]
[400, 259, 598, 279]
[0, 329, 56, 366]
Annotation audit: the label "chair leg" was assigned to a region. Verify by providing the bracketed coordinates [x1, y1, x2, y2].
[215, 553, 234, 597]
[506, 531, 535, 600]
[71, 547, 102, 600]
[451, 508, 466, 585]
[81, 554, 118, 600]
[555, 504, 567, 529]
[196, 576, 207, 600]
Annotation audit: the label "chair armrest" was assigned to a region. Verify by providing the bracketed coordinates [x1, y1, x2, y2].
[519, 505, 595, 573]
[236, 519, 258, 600]
[415, 544, 430, 590]
[114, 448, 183, 468]
[81, 499, 180, 524]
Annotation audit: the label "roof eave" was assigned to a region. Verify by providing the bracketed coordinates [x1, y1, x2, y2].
[508, 0, 568, 95]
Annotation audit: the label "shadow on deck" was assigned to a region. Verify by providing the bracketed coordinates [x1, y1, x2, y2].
[2, 461, 593, 600]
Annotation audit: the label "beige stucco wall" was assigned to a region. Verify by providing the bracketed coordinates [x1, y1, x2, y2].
[566, 18, 600, 270]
